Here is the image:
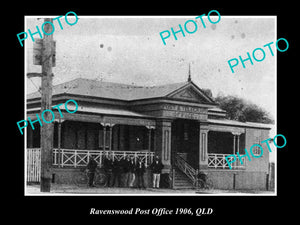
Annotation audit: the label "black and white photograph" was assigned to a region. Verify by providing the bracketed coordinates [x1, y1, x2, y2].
[12, 2, 299, 220]
[22, 14, 278, 196]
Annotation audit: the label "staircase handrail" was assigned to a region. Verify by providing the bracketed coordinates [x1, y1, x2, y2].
[175, 154, 198, 186]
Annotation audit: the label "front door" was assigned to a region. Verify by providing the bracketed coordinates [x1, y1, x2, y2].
[171, 119, 199, 169]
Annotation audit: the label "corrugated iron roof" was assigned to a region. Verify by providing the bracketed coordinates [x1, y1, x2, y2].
[27, 78, 189, 101]
[208, 118, 272, 129]
[27, 105, 152, 118]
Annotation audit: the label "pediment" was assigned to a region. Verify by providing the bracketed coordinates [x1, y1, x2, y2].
[172, 88, 198, 100]
[167, 83, 214, 105]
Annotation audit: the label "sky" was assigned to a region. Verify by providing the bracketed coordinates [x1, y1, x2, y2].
[25, 15, 276, 120]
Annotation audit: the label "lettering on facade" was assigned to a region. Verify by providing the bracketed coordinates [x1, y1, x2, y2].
[103, 116, 156, 127]
[162, 104, 207, 120]
[170, 111, 205, 120]
[162, 104, 205, 113]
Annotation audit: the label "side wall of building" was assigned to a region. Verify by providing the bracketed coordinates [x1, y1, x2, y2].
[244, 128, 270, 173]
[205, 170, 268, 190]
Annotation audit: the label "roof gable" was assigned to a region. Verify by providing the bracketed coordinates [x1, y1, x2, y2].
[166, 82, 215, 104]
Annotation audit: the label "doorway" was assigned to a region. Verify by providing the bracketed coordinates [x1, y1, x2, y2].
[171, 119, 199, 169]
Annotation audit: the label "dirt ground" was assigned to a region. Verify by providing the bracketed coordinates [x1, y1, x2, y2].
[25, 183, 275, 195]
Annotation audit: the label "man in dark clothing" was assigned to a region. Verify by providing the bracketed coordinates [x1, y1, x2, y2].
[128, 156, 136, 188]
[103, 154, 113, 187]
[86, 156, 98, 187]
[150, 155, 164, 188]
[112, 159, 122, 187]
[122, 156, 131, 187]
[135, 158, 146, 189]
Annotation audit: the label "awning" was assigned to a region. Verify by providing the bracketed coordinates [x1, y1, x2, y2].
[26, 105, 156, 128]
[207, 118, 272, 134]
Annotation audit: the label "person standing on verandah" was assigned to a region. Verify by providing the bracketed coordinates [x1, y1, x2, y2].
[135, 158, 146, 189]
[103, 153, 113, 187]
[128, 156, 136, 188]
[112, 159, 122, 187]
[122, 155, 131, 187]
[86, 156, 98, 187]
[150, 155, 164, 189]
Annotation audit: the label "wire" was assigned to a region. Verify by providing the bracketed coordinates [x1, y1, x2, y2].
[28, 77, 41, 94]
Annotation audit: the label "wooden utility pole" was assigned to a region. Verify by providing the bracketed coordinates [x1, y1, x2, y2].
[40, 18, 54, 192]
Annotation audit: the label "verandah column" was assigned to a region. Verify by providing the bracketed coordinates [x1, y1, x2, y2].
[146, 125, 155, 165]
[108, 124, 115, 151]
[146, 125, 155, 151]
[100, 122, 115, 151]
[57, 119, 63, 167]
[232, 132, 241, 154]
[155, 119, 172, 172]
[54, 118, 64, 167]
[148, 128, 151, 151]
[199, 122, 209, 170]
[103, 125, 106, 151]
[233, 134, 236, 154]
[231, 132, 241, 168]
[237, 134, 240, 153]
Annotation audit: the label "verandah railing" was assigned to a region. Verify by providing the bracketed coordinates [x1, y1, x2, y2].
[27, 148, 155, 182]
[52, 149, 155, 168]
[27, 148, 154, 182]
[208, 153, 246, 169]
[174, 154, 198, 186]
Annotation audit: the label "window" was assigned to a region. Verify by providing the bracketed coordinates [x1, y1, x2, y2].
[251, 135, 262, 156]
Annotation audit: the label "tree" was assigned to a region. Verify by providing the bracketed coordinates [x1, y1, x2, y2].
[215, 94, 274, 124]
[201, 88, 213, 99]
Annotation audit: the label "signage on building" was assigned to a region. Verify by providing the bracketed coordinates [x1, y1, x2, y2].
[162, 104, 207, 120]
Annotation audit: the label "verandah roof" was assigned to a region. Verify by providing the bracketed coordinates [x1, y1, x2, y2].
[27, 104, 156, 127]
[27, 105, 154, 119]
[208, 118, 272, 130]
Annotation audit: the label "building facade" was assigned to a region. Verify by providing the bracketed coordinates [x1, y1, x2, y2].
[26, 77, 272, 190]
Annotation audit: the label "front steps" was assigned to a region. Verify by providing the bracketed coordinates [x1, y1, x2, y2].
[173, 168, 194, 189]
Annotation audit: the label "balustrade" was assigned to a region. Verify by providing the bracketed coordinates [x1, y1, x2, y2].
[208, 153, 246, 169]
[28, 148, 154, 169]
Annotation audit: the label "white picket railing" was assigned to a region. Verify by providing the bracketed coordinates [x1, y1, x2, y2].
[27, 148, 155, 182]
[27, 148, 154, 173]
[53, 149, 155, 168]
[208, 153, 246, 169]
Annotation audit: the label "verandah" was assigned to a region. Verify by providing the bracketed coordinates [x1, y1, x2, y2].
[27, 120, 246, 170]
[26, 119, 156, 183]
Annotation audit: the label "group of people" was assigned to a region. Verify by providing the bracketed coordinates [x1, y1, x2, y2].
[86, 154, 164, 189]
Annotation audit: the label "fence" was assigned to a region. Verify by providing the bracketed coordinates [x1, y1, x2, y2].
[27, 148, 41, 182]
